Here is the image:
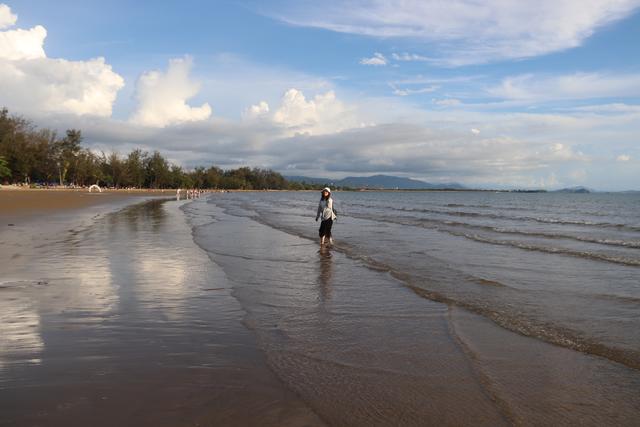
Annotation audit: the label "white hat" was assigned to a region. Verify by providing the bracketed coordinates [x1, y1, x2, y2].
[322, 187, 331, 193]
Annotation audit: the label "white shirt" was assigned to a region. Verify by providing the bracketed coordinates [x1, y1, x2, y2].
[317, 197, 337, 221]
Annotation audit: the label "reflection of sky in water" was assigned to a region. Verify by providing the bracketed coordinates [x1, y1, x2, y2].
[58, 255, 117, 315]
[0, 201, 171, 373]
[0, 294, 44, 371]
[135, 255, 189, 321]
[23, 248, 119, 318]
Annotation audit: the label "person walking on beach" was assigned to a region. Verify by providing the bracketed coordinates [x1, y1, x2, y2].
[316, 187, 337, 245]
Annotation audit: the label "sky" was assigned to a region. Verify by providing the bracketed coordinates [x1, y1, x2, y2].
[1, 0, 639, 190]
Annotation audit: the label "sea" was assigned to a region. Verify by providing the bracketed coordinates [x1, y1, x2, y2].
[181, 190, 640, 424]
[195, 190, 640, 371]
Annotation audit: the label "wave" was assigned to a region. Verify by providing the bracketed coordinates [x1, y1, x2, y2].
[253, 213, 640, 370]
[204, 197, 640, 371]
[401, 283, 640, 372]
[407, 214, 639, 249]
[394, 207, 640, 232]
[457, 233, 640, 267]
[345, 212, 640, 263]
[345, 199, 622, 219]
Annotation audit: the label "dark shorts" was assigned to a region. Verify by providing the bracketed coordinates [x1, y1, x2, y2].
[319, 219, 333, 237]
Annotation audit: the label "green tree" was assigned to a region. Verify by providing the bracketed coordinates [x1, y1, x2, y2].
[205, 166, 222, 188]
[0, 156, 11, 180]
[124, 149, 147, 188]
[54, 129, 82, 185]
[144, 151, 170, 188]
[103, 151, 125, 188]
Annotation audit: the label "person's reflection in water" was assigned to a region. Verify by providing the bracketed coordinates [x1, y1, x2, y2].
[318, 246, 333, 302]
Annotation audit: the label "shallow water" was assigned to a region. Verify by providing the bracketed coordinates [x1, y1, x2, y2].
[183, 191, 640, 425]
[212, 191, 640, 370]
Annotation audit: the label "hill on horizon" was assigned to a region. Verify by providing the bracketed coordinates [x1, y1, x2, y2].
[285, 174, 466, 190]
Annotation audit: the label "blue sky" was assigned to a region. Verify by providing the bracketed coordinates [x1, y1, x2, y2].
[1, 0, 640, 190]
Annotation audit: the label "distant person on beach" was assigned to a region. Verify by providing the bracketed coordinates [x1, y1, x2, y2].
[316, 187, 337, 245]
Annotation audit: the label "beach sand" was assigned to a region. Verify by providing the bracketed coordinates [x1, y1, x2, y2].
[0, 188, 176, 217]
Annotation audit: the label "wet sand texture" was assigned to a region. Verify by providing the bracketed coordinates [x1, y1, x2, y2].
[0, 199, 323, 426]
[0, 189, 172, 217]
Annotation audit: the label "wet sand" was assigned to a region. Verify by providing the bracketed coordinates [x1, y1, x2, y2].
[0, 188, 176, 218]
[0, 197, 323, 426]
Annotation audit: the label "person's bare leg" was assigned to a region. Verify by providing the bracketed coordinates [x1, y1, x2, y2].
[320, 236, 325, 245]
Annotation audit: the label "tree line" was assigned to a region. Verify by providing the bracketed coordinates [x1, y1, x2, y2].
[0, 108, 322, 190]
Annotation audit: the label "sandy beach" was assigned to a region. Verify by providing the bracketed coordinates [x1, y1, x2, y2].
[0, 188, 176, 217]
[2, 190, 640, 426]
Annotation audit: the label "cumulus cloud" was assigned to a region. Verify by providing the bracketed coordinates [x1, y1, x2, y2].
[0, 4, 124, 116]
[269, 0, 640, 65]
[245, 88, 361, 136]
[0, 3, 16, 29]
[130, 56, 212, 128]
[617, 154, 631, 161]
[360, 52, 387, 66]
[0, 25, 46, 59]
[242, 100, 270, 120]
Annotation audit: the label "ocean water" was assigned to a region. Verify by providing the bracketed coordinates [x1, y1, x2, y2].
[196, 191, 640, 370]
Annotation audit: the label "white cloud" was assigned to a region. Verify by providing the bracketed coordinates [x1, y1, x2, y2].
[433, 98, 461, 106]
[0, 3, 16, 29]
[130, 56, 212, 127]
[392, 52, 431, 62]
[617, 154, 631, 161]
[34, 96, 640, 190]
[488, 73, 640, 102]
[242, 100, 270, 120]
[0, 5, 123, 117]
[270, 88, 360, 135]
[271, 0, 640, 65]
[0, 25, 46, 59]
[391, 85, 439, 96]
[571, 103, 640, 113]
[360, 52, 387, 66]
[569, 169, 587, 182]
[470, 128, 480, 135]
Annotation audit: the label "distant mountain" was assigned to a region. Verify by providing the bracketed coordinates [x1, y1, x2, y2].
[553, 186, 592, 193]
[285, 174, 465, 190]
